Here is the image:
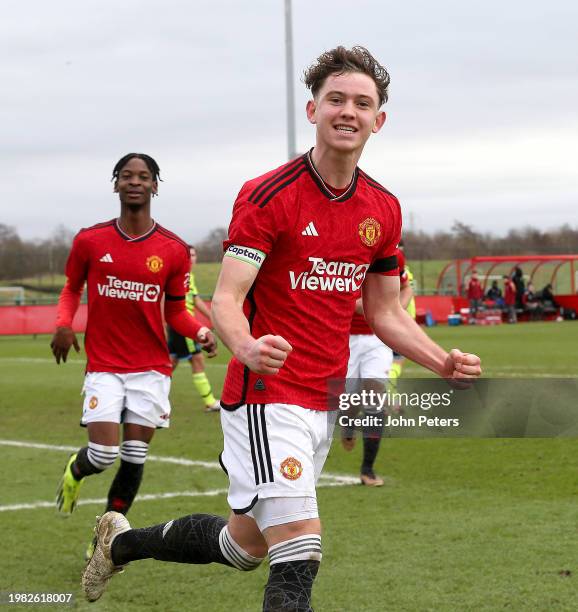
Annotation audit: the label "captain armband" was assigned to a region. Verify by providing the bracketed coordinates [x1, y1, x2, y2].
[225, 245, 267, 269]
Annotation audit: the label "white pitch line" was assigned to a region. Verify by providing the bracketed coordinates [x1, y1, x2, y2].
[0, 439, 359, 482]
[0, 489, 229, 513]
[0, 357, 85, 364]
[0, 440, 220, 470]
[403, 368, 575, 378]
[0, 439, 360, 512]
[3, 357, 575, 376]
[0, 477, 357, 513]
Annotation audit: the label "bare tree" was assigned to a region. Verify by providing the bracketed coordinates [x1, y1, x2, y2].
[194, 227, 228, 262]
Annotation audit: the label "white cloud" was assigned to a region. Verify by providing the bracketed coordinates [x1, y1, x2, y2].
[2, 0, 577, 240]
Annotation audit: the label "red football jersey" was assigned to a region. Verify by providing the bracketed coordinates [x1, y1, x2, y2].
[221, 151, 402, 411]
[350, 248, 408, 335]
[64, 219, 190, 375]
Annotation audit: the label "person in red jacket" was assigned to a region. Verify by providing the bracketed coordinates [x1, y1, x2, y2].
[503, 275, 517, 323]
[466, 272, 484, 323]
[51, 153, 217, 557]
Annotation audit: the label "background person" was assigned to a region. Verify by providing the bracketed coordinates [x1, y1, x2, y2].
[167, 245, 220, 412]
[343, 245, 414, 487]
[486, 280, 503, 306]
[466, 272, 484, 323]
[503, 275, 517, 323]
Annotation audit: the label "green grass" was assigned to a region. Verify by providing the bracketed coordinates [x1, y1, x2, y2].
[1, 323, 578, 610]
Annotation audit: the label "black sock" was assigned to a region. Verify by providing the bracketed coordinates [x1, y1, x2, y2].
[106, 460, 143, 514]
[263, 560, 320, 612]
[71, 447, 103, 480]
[361, 437, 382, 475]
[111, 514, 233, 567]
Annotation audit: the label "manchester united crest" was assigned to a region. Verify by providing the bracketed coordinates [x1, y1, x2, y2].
[358, 218, 381, 247]
[146, 255, 164, 273]
[88, 396, 98, 409]
[280, 457, 303, 480]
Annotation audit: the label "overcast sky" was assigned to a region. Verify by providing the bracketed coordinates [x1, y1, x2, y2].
[2, 0, 577, 243]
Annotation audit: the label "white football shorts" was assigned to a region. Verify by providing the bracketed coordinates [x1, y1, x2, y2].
[347, 334, 394, 381]
[219, 403, 336, 514]
[81, 371, 171, 428]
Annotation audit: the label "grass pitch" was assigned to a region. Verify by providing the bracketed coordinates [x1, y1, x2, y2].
[1, 322, 578, 611]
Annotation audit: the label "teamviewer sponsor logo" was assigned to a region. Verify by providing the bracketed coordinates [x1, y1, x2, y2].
[289, 257, 369, 292]
[97, 275, 161, 302]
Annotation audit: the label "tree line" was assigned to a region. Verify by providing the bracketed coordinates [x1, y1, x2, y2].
[0, 224, 74, 283]
[1, 221, 577, 282]
[403, 222, 578, 260]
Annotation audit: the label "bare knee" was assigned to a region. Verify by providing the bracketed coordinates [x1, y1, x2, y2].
[123, 423, 155, 444]
[264, 518, 321, 548]
[227, 512, 268, 559]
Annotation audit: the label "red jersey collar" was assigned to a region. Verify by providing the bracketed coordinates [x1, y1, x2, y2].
[114, 218, 158, 242]
[305, 148, 359, 202]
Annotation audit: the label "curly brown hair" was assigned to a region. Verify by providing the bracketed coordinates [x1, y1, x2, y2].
[303, 46, 390, 107]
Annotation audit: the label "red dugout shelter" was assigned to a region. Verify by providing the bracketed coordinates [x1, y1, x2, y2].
[436, 254, 578, 313]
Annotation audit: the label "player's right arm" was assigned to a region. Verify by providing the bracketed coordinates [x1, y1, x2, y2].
[211, 256, 292, 375]
[50, 234, 87, 364]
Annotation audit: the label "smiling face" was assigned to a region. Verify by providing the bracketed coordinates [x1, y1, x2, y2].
[306, 71, 386, 155]
[114, 157, 158, 207]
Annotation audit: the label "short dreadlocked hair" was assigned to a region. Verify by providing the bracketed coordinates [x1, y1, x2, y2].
[304, 46, 390, 107]
[111, 153, 162, 183]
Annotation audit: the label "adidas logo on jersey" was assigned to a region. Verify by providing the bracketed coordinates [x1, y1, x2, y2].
[301, 222, 319, 237]
[99, 253, 113, 263]
[254, 378, 266, 391]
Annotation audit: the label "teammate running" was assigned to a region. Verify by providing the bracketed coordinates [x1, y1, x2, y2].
[167, 245, 220, 412]
[82, 49, 481, 610]
[51, 153, 217, 557]
[343, 245, 414, 486]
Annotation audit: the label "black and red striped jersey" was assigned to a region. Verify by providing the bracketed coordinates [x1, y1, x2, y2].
[64, 219, 190, 375]
[221, 150, 402, 411]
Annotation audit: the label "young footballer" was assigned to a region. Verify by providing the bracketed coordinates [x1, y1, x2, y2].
[52, 153, 217, 556]
[343, 246, 414, 486]
[82, 48, 481, 610]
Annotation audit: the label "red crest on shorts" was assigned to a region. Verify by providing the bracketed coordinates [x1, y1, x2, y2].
[358, 218, 381, 247]
[88, 396, 98, 409]
[280, 457, 303, 480]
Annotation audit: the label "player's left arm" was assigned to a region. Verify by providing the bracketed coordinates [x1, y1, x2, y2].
[164, 250, 217, 357]
[164, 299, 217, 357]
[362, 273, 481, 382]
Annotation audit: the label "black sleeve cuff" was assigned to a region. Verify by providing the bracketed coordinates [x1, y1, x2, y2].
[368, 255, 398, 273]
